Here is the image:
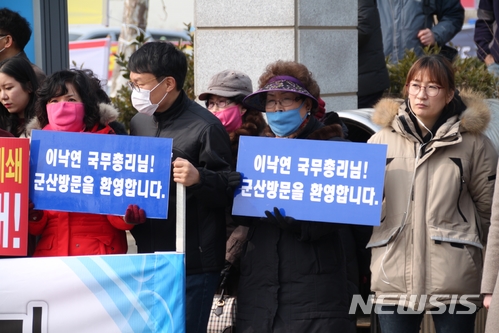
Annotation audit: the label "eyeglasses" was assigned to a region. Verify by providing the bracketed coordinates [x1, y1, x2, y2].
[407, 82, 442, 97]
[127, 76, 162, 92]
[207, 99, 233, 110]
[265, 95, 303, 111]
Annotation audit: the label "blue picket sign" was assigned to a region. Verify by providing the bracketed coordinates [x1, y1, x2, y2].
[29, 130, 172, 218]
[232, 136, 387, 226]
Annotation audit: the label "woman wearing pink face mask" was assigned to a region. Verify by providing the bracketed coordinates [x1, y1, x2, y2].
[199, 70, 266, 296]
[26, 69, 145, 257]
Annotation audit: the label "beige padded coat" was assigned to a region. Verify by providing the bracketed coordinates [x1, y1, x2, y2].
[482, 142, 499, 332]
[368, 92, 498, 311]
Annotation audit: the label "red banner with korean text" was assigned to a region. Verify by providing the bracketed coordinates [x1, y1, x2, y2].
[0, 138, 29, 256]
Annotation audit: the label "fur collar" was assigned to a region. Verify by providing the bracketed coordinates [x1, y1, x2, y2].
[372, 90, 490, 135]
[26, 103, 119, 135]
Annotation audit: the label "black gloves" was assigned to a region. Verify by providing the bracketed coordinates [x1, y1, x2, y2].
[228, 171, 242, 189]
[220, 260, 232, 288]
[124, 204, 146, 224]
[263, 207, 301, 235]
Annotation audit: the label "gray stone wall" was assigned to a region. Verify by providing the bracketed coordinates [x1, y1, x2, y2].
[194, 0, 358, 110]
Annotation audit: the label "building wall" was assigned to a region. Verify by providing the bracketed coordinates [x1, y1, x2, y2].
[194, 0, 358, 110]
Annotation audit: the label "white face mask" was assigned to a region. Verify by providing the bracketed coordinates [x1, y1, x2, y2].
[0, 35, 7, 54]
[131, 77, 168, 116]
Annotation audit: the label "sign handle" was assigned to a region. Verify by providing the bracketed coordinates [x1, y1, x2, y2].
[176, 183, 186, 253]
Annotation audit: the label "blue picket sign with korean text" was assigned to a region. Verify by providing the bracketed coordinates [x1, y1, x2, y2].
[29, 130, 172, 218]
[232, 136, 387, 226]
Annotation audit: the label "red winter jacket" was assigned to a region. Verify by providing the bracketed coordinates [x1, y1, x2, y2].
[28, 118, 133, 256]
[29, 211, 132, 256]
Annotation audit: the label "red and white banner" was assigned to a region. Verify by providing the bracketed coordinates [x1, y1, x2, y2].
[0, 138, 29, 256]
[69, 38, 112, 81]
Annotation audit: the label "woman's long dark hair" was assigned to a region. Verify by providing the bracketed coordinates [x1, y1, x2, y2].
[36, 69, 100, 130]
[0, 57, 39, 136]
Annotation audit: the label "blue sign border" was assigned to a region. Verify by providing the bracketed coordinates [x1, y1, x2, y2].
[232, 136, 386, 226]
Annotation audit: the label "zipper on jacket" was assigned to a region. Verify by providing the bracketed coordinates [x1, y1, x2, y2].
[450, 158, 468, 222]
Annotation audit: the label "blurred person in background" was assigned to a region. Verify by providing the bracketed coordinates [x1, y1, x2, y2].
[474, 0, 499, 79]
[0, 57, 39, 137]
[378, 0, 464, 63]
[358, 0, 389, 108]
[0, 7, 45, 82]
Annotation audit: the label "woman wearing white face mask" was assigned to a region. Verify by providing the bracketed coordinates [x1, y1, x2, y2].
[26, 69, 146, 257]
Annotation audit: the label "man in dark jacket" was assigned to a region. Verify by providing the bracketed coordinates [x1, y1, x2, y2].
[127, 42, 233, 333]
[0, 7, 45, 83]
[358, 0, 390, 108]
[475, 0, 499, 78]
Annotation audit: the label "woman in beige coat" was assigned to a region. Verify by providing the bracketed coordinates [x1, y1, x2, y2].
[368, 55, 498, 333]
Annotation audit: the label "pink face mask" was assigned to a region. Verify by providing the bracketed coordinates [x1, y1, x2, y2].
[213, 104, 242, 132]
[46, 102, 86, 132]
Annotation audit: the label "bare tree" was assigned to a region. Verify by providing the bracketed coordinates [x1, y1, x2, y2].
[109, 0, 149, 97]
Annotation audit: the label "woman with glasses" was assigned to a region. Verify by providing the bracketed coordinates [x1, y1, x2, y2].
[234, 60, 355, 333]
[367, 54, 497, 333]
[198, 70, 265, 306]
[27, 69, 146, 257]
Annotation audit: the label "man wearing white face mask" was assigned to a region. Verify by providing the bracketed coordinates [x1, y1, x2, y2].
[127, 42, 234, 333]
[0, 8, 45, 83]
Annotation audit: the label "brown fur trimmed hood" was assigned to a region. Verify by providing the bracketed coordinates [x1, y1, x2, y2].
[25, 103, 119, 135]
[372, 90, 491, 135]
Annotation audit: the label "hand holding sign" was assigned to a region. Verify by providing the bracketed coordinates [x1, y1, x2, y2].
[173, 157, 200, 187]
[28, 200, 44, 222]
[228, 171, 242, 189]
[263, 207, 301, 235]
[124, 204, 146, 224]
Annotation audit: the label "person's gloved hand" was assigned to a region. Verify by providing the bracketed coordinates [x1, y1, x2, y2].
[124, 204, 146, 224]
[219, 260, 232, 288]
[264, 207, 301, 235]
[29, 200, 44, 222]
[228, 171, 242, 190]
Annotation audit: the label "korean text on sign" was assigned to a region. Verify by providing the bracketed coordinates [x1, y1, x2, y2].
[232, 136, 387, 226]
[29, 130, 172, 219]
[0, 138, 29, 256]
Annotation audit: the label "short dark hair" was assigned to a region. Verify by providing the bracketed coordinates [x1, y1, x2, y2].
[128, 41, 187, 90]
[36, 69, 101, 130]
[0, 57, 39, 136]
[0, 8, 32, 50]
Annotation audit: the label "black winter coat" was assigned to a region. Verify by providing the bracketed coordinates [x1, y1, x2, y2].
[358, 0, 389, 97]
[130, 90, 232, 275]
[236, 117, 356, 333]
